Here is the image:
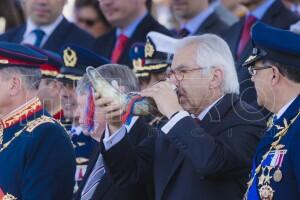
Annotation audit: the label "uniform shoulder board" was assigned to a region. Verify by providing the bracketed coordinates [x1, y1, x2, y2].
[26, 115, 55, 132]
[52, 118, 68, 133]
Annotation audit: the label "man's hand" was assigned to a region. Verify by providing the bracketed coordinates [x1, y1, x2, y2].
[94, 93, 125, 135]
[141, 81, 182, 119]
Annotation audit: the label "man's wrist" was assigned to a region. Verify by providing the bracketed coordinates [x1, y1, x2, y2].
[166, 106, 183, 119]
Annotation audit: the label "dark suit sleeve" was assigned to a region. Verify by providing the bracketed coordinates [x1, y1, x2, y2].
[166, 116, 262, 177]
[102, 123, 155, 187]
[21, 123, 76, 200]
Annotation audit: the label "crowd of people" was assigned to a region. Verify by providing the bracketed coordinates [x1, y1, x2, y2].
[0, 0, 300, 200]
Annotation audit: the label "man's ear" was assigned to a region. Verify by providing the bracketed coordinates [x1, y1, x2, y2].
[10, 75, 23, 96]
[271, 66, 281, 86]
[209, 68, 223, 89]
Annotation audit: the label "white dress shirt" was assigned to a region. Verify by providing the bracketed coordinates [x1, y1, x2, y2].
[22, 15, 64, 47]
[276, 96, 297, 119]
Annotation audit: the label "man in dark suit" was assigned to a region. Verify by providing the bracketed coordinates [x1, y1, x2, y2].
[96, 34, 266, 200]
[0, 0, 95, 52]
[73, 64, 152, 200]
[224, 0, 299, 104]
[171, 0, 229, 37]
[95, 0, 172, 68]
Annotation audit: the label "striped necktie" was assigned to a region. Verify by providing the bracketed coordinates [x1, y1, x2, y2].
[81, 154, 106, 200]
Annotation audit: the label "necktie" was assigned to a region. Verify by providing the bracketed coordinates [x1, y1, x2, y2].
[81, 154, 106, 200]
[236, 15, 257, 59]
[32, 29, 45, 47]
[111, 34, 129, 63]
[194, 117, 201, 125]
[178, 28, 190, 38]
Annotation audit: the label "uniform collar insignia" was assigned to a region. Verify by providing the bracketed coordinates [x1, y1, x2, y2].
[0, 97, 42, 129]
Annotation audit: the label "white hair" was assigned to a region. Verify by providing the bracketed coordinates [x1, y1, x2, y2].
[176, 34, 240, 94]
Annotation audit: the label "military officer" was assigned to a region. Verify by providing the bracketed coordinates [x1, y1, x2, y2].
[58, 44, 109, 190]
[0, 42, 75, 199]
[24, 44, 65, 120]
[243, 22, 300, 200]
[130, 32, 179, 129]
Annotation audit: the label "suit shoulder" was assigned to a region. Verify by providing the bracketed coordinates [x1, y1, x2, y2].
[145, 15, 173, 36]
[0, 25, 23, 40]
[66, 21, 95, 39]
[231, 98, 266, 126]
[96, 30, 115, 42]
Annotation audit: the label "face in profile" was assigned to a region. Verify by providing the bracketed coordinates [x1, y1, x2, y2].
[22, 0, 66, 26]
[60, 82, 77, 120]
[75, 5, 109, 38]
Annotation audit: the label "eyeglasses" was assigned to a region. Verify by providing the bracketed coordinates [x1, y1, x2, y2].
[248, 65, 272, 76]
[165, 66, 206, 82]
[77, 17, 99, 27]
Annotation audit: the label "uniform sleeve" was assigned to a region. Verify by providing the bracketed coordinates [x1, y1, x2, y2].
[21, 123, 76, 200]
[290, 128, 300, 195]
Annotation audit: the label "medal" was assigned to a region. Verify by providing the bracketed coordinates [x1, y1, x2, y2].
[273, 169, 282, 182]
[259, 185, 274, 200]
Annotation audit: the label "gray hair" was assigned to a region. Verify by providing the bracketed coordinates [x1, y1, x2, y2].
[176, 34, 240, 94]
[77, 64, 140, 95]
[0, 67, 41, 90]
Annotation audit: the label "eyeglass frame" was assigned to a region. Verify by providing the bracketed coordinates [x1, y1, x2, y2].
[247, 65, 273, 76]
[165, 66, 208, 82]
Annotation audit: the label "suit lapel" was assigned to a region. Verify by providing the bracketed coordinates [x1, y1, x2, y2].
[43, 18, 70, 50]
[118, 14, 154, 65]
[227, 20, 244, 61]
[261, 0, 282, 25]
[158, 94, 239, 198]
[13, 25, 26, 43]
[195, 12, 218, 35]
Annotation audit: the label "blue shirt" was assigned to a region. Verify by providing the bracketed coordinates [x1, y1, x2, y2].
[251, 0, 275, 19]
[116, 12, 148, 38]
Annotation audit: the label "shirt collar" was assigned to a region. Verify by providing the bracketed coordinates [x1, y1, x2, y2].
[251, 0, 275, 20]
[116, 12, 147, 38]
[197, 95, 224, 120]
[24, 15, 64, 39]
[276, 96, 297, 119]
[181, 4, 216, 35]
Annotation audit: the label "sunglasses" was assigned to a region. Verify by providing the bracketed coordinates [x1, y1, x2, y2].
[77, 18, 99, 27]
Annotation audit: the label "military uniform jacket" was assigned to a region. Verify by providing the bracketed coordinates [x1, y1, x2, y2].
[245, 95, 300, 200]
[71, 130, 97, 189]
[0, 97, 76, 200]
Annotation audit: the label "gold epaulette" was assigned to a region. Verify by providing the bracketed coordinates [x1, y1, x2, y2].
[26, 115, 55, 132]
[51, 118, 68, 133]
